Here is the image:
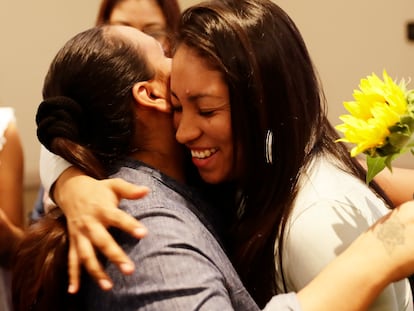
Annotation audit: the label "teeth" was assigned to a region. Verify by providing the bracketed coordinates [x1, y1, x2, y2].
[191, 148, 217, 159]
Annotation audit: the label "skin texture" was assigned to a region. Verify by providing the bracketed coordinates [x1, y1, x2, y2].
[372, 166, 414, 206]
[171, 45, 234, 184]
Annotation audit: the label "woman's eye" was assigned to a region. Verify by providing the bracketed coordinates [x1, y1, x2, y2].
[199, 110, 214, 116]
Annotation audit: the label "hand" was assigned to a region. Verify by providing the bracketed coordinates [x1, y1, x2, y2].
[0, 208, 24, 267]
[53, 167, 149, 293]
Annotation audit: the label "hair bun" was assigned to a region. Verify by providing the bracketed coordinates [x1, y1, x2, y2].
[36, 96, 84, 151]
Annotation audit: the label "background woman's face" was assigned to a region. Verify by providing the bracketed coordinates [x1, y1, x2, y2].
[109, 0, 169, 53]
[170, 45, 235, 184]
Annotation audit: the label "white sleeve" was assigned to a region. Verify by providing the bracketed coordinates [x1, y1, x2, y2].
[262, 293, 302, 311]
[39, 145, 72, 193]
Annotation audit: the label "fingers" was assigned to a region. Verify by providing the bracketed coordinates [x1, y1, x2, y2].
[68, 244, 80, 294]
[68, 229, 114, 293]
[107, 178, 149, 200]
[67, 215, 140, 293]
[101, 207, 148, 239]
[89, 225, 136, 276]
[58, 176, 150, 293]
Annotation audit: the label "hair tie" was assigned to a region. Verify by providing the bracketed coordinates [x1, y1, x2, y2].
[36, 96, 84, 151]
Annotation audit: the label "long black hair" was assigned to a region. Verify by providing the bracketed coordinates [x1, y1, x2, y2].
[12, 25, 154, 311]
[175, 0, 393, 306]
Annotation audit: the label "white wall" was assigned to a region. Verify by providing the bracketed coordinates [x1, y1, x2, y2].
[1, 0, 413, 188]
[0, 0, 102, 186]
[276, 0, 414, 168]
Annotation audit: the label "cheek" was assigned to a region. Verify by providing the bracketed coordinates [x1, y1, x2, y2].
[172, 112, 181, 130]
[218, 116, 232, 143]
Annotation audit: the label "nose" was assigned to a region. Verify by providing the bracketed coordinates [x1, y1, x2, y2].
[175, 111, 201, 145]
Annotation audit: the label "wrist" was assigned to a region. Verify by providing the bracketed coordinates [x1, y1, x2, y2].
[53, 166, 85, 208]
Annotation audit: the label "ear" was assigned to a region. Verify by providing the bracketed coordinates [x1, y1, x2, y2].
[132, 81, 171, 113]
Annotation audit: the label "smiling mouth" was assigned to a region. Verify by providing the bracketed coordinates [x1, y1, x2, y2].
[191, 148, 218, 159]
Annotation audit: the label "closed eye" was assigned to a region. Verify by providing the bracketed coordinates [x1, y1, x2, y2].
[199, 110, 214, 116]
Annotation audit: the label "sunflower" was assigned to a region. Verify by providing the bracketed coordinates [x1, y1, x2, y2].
[336, 70, 414, 182]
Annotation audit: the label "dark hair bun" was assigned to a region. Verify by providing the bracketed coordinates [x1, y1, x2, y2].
[36, 96, 84, 151]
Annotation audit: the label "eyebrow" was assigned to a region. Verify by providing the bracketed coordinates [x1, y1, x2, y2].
[111, 21, 132, 27]
[170, 90, 223, 103]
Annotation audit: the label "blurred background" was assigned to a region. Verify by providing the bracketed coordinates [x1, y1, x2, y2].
[0, 0, 413, 216]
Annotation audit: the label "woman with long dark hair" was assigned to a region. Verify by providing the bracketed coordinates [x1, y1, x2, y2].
[39, 1, 414, 310]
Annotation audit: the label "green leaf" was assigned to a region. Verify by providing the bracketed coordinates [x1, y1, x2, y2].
[366, 156, 387, 183]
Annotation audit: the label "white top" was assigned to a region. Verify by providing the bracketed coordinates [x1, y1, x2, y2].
[276, 155, 413, 311]
[40, 145, 72, 195]
[0, 107, 15, 311]
[0, 107, 15, 152]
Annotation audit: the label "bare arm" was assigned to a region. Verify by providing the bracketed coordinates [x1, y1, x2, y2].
[296, 201, 414, 311]
[374, 166, 414, 206]
[0, 121, 24, 267]
[0, 209, 23, 267]
[357, 157, 414, 206]
[0, 122, 24, 227]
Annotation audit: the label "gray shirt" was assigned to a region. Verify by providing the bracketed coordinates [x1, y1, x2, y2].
[82, 158, 260, 310]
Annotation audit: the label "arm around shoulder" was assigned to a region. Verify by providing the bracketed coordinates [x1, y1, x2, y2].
[87, 205, 242, 310]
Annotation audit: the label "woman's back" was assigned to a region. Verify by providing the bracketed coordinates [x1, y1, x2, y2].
[277, 154, 413, 310]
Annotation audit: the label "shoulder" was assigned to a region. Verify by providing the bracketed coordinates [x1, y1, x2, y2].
[293, 157, 389, 224]
[117, 192, 223, 263]
[110, 163, 229, 273]
[86, 164, 258, 310]
[278, 156, 404, 293]
[86, 203, 251, 310]
[286, 158, 390, 256]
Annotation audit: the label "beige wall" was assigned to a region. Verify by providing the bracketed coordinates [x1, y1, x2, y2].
[1, 0, 413, 192]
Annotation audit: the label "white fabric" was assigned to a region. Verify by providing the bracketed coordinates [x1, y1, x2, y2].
[39, 145, 72, 195]
[0, 107, 15, 152]
[275, 155, 413, 311]
[0, 107, 15, 311]
[263, 293, 302, 311]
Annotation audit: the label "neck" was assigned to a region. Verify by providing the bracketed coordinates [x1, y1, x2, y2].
[131, 108, 185, 183]
[131, 148, 186, 183]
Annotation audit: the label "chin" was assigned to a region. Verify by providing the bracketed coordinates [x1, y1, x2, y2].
[200, 172, 227, 185]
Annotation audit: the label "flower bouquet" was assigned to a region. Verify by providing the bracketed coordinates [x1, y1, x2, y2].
[336, 70, 414, 183]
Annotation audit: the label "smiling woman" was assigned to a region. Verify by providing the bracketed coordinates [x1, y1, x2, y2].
[19, 1, 414, 311]
[171, 45, 233, 184]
